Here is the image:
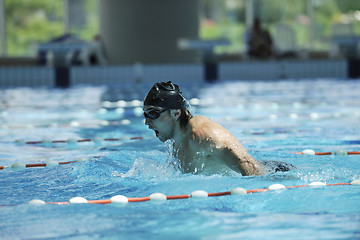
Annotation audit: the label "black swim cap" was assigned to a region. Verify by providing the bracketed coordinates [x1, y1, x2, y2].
[144, 81, 187, 109]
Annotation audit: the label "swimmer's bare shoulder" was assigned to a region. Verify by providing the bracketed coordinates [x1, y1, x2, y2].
[189, 115, 265, 176]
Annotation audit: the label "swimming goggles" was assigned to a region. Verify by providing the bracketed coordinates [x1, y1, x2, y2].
[143, 107, 167, 119]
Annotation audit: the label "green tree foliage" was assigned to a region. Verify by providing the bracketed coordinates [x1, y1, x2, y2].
[6, 0, 64, 56]
[79, 0, 99, 40]
[5, 0, 99, 57]
[68, 0, 99, 41]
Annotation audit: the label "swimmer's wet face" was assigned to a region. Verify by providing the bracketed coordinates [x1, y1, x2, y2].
[143, 81, 187, 142]
[143, 105, 174, 142]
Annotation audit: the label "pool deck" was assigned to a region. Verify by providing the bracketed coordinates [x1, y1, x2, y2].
[0, 56, 358, 88]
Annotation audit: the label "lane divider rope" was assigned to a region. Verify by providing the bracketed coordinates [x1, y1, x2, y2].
[0, 137, 144, 170]
[17, 180, 359, 206]
[9, 135, 359, 156]
[13, 136, 144, 145]
[0, 158, 85, 170]
[0, 119, 136, 130]
[295, 149, 360, 156]
[242, 129, 311, 135]
[1, 147, 359, 171]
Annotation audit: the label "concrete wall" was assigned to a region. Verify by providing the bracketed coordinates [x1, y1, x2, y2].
[218, 59, 347, 80]
[0, 67, 54, 88]
[100, 0, 199, 64]
[0, 60, 349, 88]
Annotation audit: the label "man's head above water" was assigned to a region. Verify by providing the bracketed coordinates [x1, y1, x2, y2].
[143, 81, 193, 142]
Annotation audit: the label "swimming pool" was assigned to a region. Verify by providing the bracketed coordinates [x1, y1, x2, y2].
[0, 79, 359, 239]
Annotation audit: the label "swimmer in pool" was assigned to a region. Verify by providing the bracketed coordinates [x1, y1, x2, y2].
[143, 81, 295, 176]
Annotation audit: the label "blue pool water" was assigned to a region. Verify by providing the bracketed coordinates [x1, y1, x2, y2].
[0, 79, 360, 239]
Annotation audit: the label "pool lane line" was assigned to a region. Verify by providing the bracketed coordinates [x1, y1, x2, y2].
[128, 197, 151, 202]
[242, 129, 331, 136]
[348, 151, 360, 155]
[295, 149, 360, 156]
[2, 149, 359, 171]
[10, 180, 353, 206]
[208, 191, 231, 197]
[2, 148, 358, 171]
[246, 188, 269, 193]
[0, 181, 357, 207]
[87, 199, 111, 204]
[0, 160, 80, 170]
[17, 136, 144, 145]
[42, 181, 359, 204]
[166, 194, 191, 200]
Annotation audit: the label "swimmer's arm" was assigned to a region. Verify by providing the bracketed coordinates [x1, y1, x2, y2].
[192, 127, 264, 176]
[223, 147, 265, 176]
[209, 128, 265, 176]
[190, 117, 264, 176]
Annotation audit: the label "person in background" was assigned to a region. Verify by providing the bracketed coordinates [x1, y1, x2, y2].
[80, 34, 107, 65]
[245, 18, 273, 59]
